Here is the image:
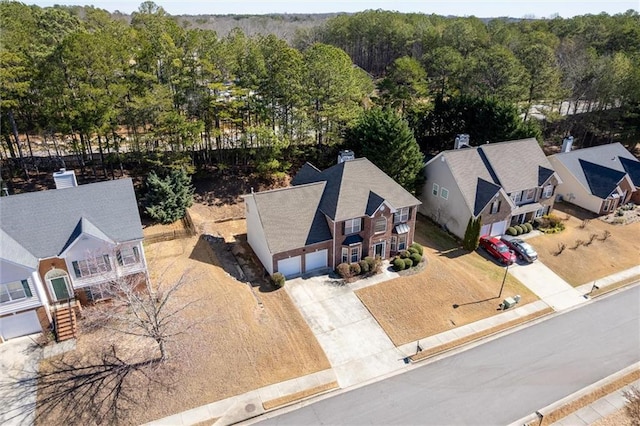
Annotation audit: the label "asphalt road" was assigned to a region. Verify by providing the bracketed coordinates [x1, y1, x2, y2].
[258, 284, 640, 425]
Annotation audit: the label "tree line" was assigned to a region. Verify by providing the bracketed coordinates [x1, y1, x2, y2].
[1, 2, 639, 180]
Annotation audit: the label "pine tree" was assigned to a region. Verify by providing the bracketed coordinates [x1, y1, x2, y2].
[145, 169, 194, 224]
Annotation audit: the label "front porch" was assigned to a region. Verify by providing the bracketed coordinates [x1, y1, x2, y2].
[510, 203, 548, 226]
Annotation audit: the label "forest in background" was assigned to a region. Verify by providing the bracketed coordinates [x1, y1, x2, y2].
[1, 1, 639, 183]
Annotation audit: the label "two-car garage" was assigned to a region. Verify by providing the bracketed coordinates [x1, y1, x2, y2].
[0, 310, 43, 341]
[276, 249, 328, 279]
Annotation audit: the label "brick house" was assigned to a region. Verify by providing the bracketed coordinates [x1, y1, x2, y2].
[244, 157, 421, 278]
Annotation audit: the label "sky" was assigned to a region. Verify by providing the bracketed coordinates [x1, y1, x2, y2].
[27, 0, 640, 18]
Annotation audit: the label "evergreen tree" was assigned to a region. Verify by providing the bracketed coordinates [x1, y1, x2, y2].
[345, 107, 424, 192]
[145, 169, 194, 224]
[463, 217, 474, 251]
[463, 216, 482, 251]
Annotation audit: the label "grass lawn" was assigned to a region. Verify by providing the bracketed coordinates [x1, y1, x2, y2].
[38, 208, 329, 425]
[527, 202, 640, 286]
[356, 216, 538, 346]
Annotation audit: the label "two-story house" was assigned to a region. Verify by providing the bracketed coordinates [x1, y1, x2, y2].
[0, 171, 148, 342]
[419, 138, 562, 240]
[244, 157, 421, 278]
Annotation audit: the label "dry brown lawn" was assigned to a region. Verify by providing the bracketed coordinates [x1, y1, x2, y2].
[527, 203, 640, 286]
[357, 217, 538, 346]
[38, 206, 329, 425]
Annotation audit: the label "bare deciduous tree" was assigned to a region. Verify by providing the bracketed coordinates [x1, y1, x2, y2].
[623, 385, 640, 426]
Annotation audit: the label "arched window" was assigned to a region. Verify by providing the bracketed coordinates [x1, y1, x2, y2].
[45, 268, 72, 301]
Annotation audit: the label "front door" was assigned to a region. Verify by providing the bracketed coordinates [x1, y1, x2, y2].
[374, 242, 386, 258]
[51, 277, 70, 300]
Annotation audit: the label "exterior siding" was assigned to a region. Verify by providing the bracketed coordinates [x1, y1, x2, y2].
[0, 272, 44, 316]
[244, 195, 274, 275]
[549, 157, 614, 214]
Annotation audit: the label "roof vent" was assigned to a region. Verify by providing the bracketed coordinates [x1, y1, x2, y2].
[454, 134, 470, 149]
[561, 136, 574, 153]
[53, 168, 78, 189]
[338, 150, 355, 164]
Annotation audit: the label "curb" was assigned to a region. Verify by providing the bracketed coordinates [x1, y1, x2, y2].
[508, 361, 640, 426]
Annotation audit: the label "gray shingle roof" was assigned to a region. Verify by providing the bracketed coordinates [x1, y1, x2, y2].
[305, 158, 421, 221]
[249, 182, 332, 254]
[0, 229, 38, 269]
[0, 178, 143, 259]
[551, 142, 639, 196]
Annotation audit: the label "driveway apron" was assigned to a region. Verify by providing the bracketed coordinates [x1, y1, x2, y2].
[285, 277, 405, 388]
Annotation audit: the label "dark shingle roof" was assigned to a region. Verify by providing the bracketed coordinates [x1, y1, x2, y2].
[474, 178, 501, 216]
[249, 182, 332, 253]
[579, 159, 626, 198]
[291, 162, 322, 186]
[0, 178, 143, 259]
[620, 157, 640, 187]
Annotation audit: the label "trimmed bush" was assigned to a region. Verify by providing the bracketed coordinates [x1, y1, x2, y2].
[408, 247, 419, 255]
[271, 272, 285, 288]
[336, 263, 351, 278]
[514, 225, 524, 235]
[372, 256, 383, 274]
[403, 258, 414, 268]
[364, 256, 376, 272]
[359, 260, 370, 274]
[410, 253, 422, 265]
[393, 257, 405, 271]
[350, 262, 361, 276]
[398, 250, 409, 259]
[524, 222, 533, 233]
[410, 242, 423, 255]
[506, 227, 518, 236]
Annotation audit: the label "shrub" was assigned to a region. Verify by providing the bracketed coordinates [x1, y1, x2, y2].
[359, 260, 370, 274]
[350, 262, 361, 276]
[393, 257, 405, 271]
[410, 242, 423, 255]
[271, 272, 285, 288]
[403, 258, 414, 268]
[399, 250, 409, 259]
[546, 214, 562, 227]
[524, 223, 533, 233]
[506, 227, 517, 236]
[532, 218, 543, 229]
[372, 256, 383, 274]
[410, 253, 422, 265]
[514, 225, 524, 235]
[364, 256, 377, 272]
[336, 263, 351, 278]
[408, 247, 419, 255]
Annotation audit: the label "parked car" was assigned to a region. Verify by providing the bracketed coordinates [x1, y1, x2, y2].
[479, 235, 516, 265]
[501, 237, 538, 263]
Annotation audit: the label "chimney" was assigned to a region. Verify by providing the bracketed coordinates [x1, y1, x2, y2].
[454, 134, 470, 149]
[53, 168, 78, 189]
[337, 150, 355, 164]
[561, 136, 574, 153]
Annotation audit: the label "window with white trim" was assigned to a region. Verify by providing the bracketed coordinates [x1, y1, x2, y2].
[511, 192, 522, 204]
[432, 183, 439, 196]
[398, 234, 407, 251]
[117, 246, 141, 266]
[350, 246, 360, 263]
[374, 218, 387, 233]
[85, 284, 114, 302]
[535, 208, 545, 218]
[524, 188, 536, 201]
[603, 199, 612, 212]
[490, 200, 500, 214]
[344, 218, 361, 235]
[0, 280, 33, 303]
[391, 236, 397, 252]
[72, 255, 112, 278]
[543, 185, 554, 198]
[394, 207, 410, 224]
[440, 187, 449, 200]
[341, 247, 349, 263]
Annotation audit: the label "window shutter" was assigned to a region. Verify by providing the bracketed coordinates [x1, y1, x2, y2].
[21, 280, 32, 297]
[133, 246, 140, 262]
[116, 250, 123, 266]
[85, 286, 94, 302]
[103, 255, 112, 271]
[498, 201, 502, 212]
[72, 261, 81, 278]
[359, 218, 363, 231]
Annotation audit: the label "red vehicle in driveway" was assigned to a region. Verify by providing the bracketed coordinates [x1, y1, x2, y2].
[479, 235, 516, 265]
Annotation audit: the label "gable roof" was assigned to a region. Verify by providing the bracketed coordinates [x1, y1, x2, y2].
[291, 162, 322, 186]
[0, 178, 143, 259]
[551, 142, 639, 196]
[248, 182, 332, 254]
[299, 158, 421, 221]
[428, 138, 554, 217]
[0, 229, 38, 269]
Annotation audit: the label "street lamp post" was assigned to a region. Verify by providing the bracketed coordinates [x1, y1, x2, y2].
[498, 262, 510, 299]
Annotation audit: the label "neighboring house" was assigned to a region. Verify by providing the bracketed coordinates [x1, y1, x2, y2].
[244, 157, 421, 278]
[420, 138, 562, 240]
[548, 142, 640, 214]
[0, 171, 148, 342]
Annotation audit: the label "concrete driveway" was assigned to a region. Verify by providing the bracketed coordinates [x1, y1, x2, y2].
[285, 275, 408, 388]
[508, 260, 587, 311]
[0, 335, 43, 425]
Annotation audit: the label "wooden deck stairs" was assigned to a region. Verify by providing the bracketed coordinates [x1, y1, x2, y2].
[54, 306, 77, 342]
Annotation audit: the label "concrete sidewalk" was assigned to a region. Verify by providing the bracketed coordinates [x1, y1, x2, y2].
[147, 265, 640, 426]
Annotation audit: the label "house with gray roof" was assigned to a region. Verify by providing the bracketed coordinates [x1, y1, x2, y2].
[244, 158, 421, 278]
[0, 172, 148, 342]
[548, 142, 639, 214]
[419, 138, 562, 240]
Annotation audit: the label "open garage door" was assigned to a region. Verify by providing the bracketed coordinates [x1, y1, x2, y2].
[277, 256, 301, 278]
[0, 310, 42, 340]
[305, 249, 328, 273]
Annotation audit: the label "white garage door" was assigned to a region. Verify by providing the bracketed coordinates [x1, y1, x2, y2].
[480, 223, 491, 237]
[277, 256, 302, 278]
[305, 249, 328, 272]
[490, 220, 508, 236]
[0, 310, 42, 340]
